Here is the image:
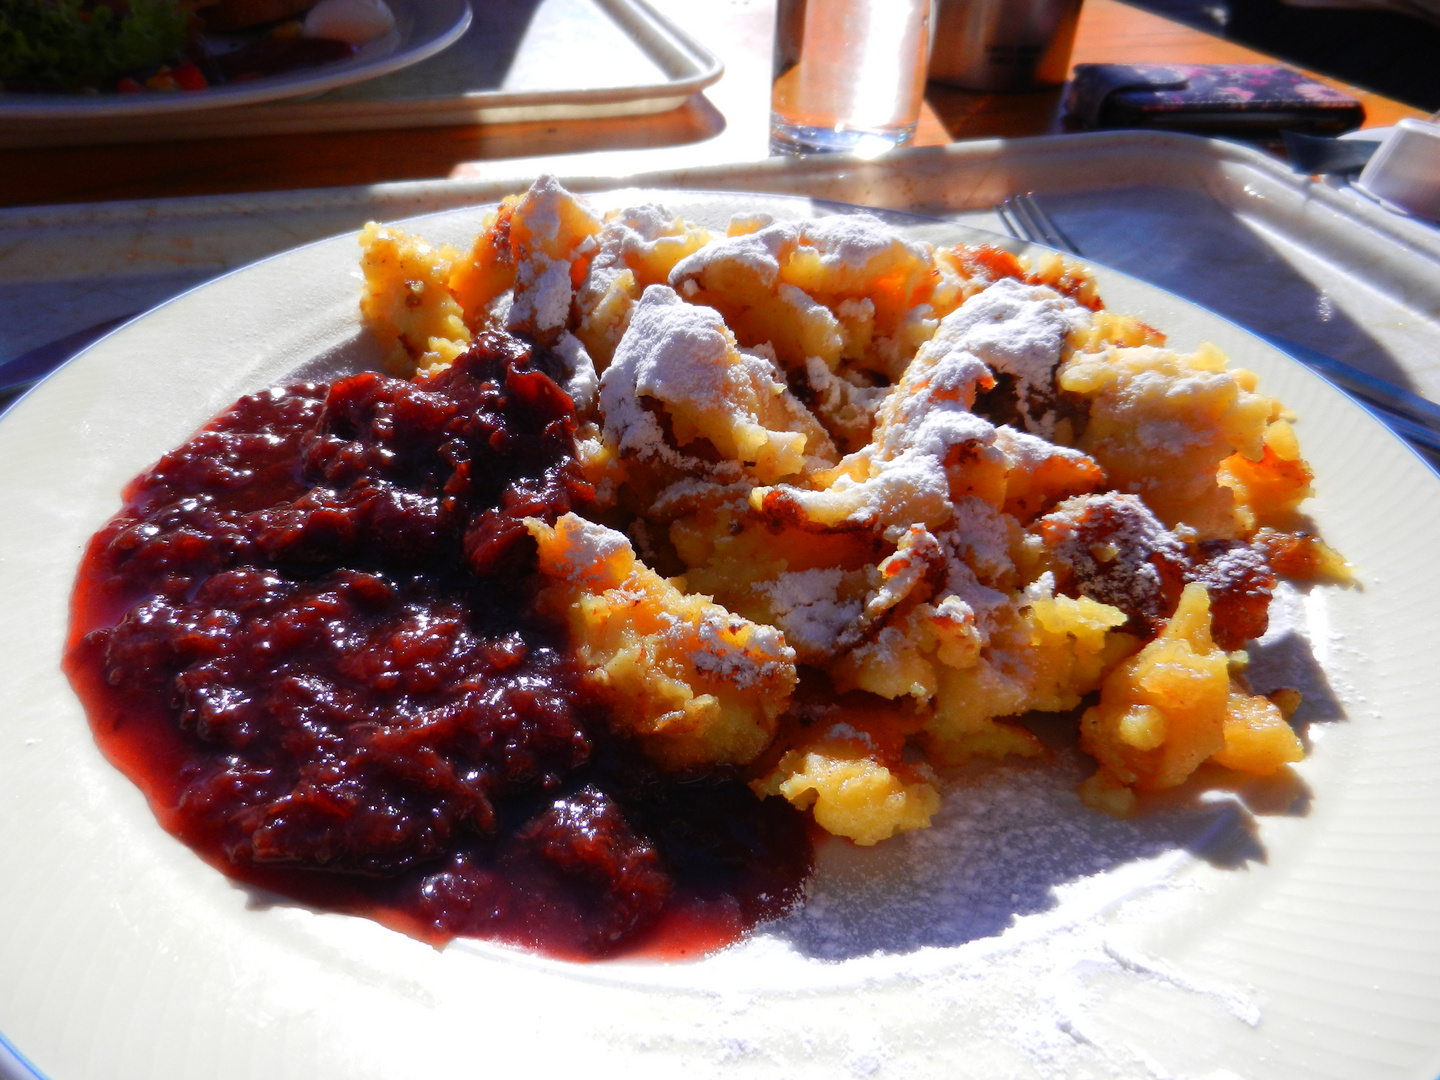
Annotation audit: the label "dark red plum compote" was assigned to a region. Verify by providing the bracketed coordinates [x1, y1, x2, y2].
[65, 330, 812, 961]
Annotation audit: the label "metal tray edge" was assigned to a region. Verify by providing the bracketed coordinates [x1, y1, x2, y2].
[0, 0, 723, 149]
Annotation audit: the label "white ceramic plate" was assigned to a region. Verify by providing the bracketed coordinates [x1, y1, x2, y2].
[2, 192, 1439, 1080]
[0, 0, 471, 120]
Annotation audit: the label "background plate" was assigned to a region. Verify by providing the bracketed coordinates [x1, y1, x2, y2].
[1, 191, 1438, 1080]
[0, 0, 471, 120]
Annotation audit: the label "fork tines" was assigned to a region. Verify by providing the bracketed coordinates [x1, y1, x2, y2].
[995, 192, 1084, 256]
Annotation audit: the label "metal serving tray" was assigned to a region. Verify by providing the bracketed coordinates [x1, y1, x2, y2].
[3, 131, 1438, 408]
[0, 0, 722, 148]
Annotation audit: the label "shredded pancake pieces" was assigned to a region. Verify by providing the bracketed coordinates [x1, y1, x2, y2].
[358, 178, 1346, 846]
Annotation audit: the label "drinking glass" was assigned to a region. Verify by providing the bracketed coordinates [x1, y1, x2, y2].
[770, 0, 931, 156]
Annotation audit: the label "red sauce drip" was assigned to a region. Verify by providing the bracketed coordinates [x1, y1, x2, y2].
[65, 331, 812, 961]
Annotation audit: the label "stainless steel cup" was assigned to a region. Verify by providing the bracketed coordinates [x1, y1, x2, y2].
[928, 0, 1083, 92]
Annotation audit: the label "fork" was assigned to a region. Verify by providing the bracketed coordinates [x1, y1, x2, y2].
[995, 193, 1086, 257]
[993, 192, 1440, 457]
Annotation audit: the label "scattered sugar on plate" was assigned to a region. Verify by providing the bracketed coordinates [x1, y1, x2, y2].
[637, 745, 1274, 1076]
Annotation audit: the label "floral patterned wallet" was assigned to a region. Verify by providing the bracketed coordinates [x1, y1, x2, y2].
[1065, 63, 1365, 138]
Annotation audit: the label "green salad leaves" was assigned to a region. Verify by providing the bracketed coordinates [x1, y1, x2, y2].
[0, 0, 189, 90]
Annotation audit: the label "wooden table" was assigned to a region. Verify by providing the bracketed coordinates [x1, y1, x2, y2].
[0, 0, 1426, 208]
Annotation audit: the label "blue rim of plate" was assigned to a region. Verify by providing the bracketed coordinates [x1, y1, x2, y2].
[0, 1029, 45, 1080]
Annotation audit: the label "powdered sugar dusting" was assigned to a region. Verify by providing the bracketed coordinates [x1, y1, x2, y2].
[939, 559, 1010, 639]
[599, 285, 729, 464]
[919, 277, 1091, 436]
[553, 330, 598, 413]
[618, 203, 681, 244]
[508, 256, 572, 337]
[598, 284, 815, 482]
[604, 742, 1274, 1077]
[995, 424, 1091, 470]
[517, 174, 568, 247]
[941, 497, 1014, 585]
[619, 287, 739, 412]
[576, 201, 701, 315]
[687, 612, 795, 690]
[874, 360, 994, 462]
[1039, 491, 1189, 620]
[757, 338, 1001, 531]
[540, 515, 632, 588]
[759, 568, 863, 657]
[800, 213, 929, 274]
[669, 224, 798, 291]
[650, 476, 753, 520]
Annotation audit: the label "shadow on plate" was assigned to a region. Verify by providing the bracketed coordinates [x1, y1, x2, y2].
[1040, 185, 1424, 397]
[766, 629, 1335, 963]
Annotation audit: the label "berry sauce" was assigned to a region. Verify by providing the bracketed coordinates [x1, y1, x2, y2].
[65, 330, 812, 961]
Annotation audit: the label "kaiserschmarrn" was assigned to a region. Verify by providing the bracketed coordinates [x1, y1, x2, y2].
[359, 177, 1344, 844]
